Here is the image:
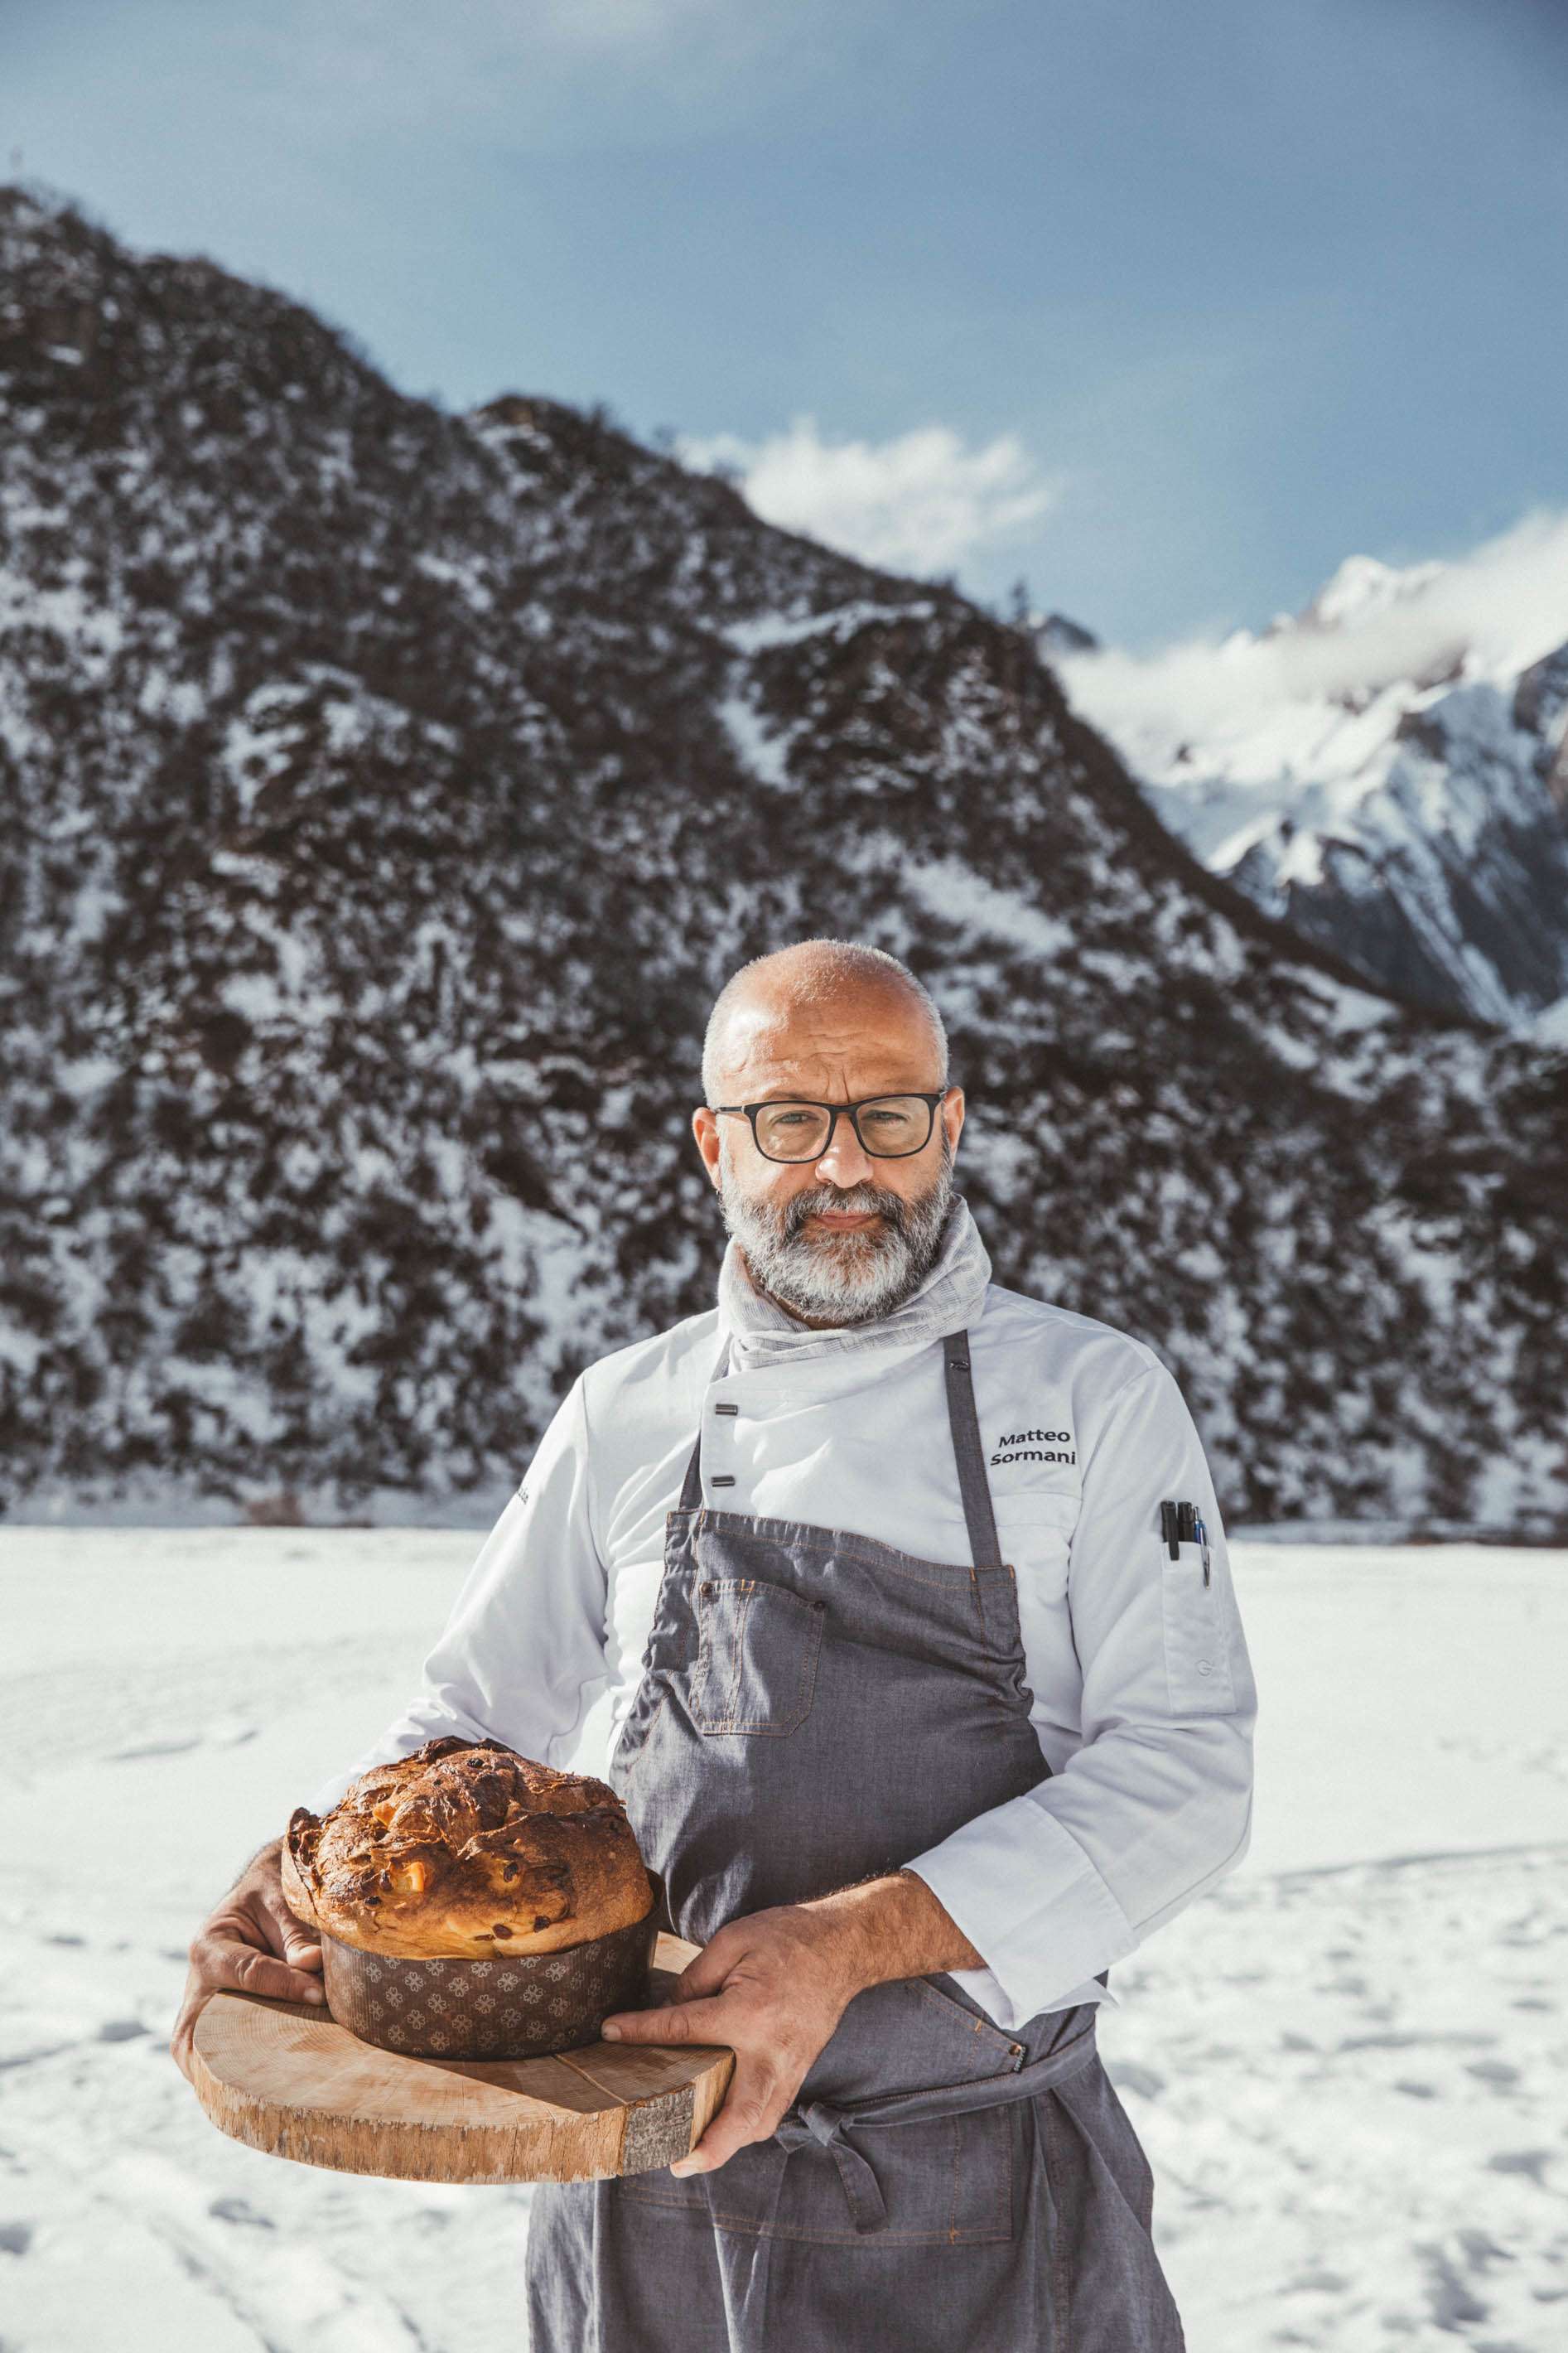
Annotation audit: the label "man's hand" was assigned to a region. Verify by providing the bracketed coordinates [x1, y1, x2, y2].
[599, 1901, 860, 2177]
[170, 1837, 326, 2085]
[598, 1870, 982, 2177]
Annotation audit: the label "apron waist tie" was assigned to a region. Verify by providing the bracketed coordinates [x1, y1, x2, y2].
[772, 2015, 1100, 2235]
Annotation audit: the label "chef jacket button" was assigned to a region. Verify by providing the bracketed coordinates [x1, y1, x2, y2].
[1196, 1660, 1212, 1675]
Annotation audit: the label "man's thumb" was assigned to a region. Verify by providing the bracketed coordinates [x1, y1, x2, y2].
[263, 1890, 323, 1966]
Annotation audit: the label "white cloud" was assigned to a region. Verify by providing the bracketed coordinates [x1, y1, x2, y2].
[678, 413, 1062, 576]
[1057, 506, 1568, 742]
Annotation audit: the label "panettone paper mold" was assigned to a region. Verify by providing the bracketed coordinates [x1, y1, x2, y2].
[319, 1890, 663, 2060]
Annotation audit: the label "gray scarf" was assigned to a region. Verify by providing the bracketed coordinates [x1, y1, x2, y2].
[715, 1192, 993, 1373]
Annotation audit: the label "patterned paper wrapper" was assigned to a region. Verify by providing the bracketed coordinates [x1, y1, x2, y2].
[319, 1888, 663, 2061]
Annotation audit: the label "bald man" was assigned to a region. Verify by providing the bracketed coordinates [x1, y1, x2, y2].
[175, 939, 1256, 2352]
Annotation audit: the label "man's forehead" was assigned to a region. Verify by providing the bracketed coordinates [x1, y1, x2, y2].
[717, 991, 939, 1088]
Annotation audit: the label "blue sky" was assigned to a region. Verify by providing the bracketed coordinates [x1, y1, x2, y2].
[4, 0, 1566, 649]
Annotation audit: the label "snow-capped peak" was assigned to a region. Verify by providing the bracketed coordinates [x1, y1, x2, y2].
[1052, 514, 1568, 1027]
[1295, 551, 1447, 635]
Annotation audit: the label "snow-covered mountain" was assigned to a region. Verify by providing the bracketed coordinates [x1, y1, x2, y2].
[2, 186, 1566, 1530]
[1051, 542, 1568, 1032]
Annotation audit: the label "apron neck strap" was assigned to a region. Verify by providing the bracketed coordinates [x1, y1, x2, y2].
[941, 1327, 1004, 1571]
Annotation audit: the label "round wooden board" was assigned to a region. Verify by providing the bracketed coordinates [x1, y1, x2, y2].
[189, 1931, 735, 2185]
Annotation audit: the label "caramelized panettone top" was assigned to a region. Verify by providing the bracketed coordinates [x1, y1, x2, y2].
[282, 1736, 655, 1959]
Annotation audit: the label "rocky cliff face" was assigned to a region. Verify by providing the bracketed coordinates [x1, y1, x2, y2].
[2, 189, 1565, 1528]
[1053, 553, 1568, 1032]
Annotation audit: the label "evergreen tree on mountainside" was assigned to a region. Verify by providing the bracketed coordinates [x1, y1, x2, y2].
[2, 186, 1565, 1526]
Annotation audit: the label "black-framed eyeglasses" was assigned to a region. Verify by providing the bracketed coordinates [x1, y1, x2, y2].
[709, 1091, 951, 1163]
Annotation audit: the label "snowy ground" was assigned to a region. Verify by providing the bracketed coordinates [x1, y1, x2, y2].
[2, 1530, 1565, 2351]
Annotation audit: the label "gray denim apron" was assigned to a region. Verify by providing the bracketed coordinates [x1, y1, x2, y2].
[526, 1328, 1184, 2351]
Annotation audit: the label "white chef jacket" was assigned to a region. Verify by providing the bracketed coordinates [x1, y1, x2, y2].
[302, 1194, 1257, 2033]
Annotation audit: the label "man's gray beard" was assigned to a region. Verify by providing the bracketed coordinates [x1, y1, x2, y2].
[716, 1131, 956, 1325]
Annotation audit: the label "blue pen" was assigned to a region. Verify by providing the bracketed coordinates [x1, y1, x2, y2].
[1194, 1515, 1211, 1585]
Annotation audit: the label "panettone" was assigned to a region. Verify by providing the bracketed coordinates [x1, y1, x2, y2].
[282, 1736, 655, 1959]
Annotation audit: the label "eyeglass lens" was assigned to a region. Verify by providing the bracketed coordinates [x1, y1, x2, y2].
[753, 1097, 934, 1161]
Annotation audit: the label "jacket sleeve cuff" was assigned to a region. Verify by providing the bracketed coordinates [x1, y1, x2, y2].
[903, 1790, 1140, 2031]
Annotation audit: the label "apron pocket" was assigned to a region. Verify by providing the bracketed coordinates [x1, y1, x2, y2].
[799, 1974, 1025, 2110]
[689, 1578, 825, 1736]
[789, 2104, 1019, 2245]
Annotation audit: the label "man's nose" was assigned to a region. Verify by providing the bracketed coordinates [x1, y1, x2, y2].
[813, 1110, 876, 1187]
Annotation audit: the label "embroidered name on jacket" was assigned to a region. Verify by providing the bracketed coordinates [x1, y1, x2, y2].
[991, 1428, 1077, 1466]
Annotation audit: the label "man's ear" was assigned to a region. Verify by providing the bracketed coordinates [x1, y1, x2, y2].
[692, 1104, 722, 1189]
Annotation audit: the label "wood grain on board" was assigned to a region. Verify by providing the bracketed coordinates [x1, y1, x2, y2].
[189, 1932, 734, 2184]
